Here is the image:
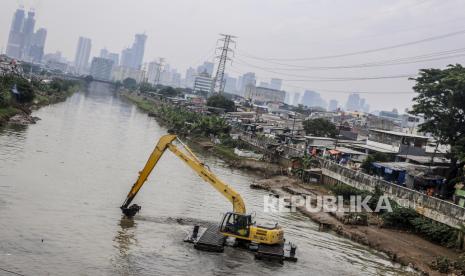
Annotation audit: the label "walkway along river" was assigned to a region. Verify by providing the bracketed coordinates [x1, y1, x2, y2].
[0, 82, 413, 275]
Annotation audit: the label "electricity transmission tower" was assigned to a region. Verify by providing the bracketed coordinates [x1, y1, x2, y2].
[211, 34, 236, 94]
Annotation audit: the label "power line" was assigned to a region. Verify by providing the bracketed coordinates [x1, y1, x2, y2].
[0, 267, 27, 276]
[236, 48, 465, 71]
[230, 61, 416, 81]
[240, 28, 465, 61]
[227, 67, 414, 94]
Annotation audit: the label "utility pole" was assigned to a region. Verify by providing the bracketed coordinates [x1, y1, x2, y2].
[154, 57, 165, 87]
[211, 34, 236, 94]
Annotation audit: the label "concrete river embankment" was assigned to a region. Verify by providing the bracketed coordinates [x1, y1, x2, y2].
[0, 82, 412, 275]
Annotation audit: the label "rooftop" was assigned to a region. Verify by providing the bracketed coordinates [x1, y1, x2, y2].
[369, 129, 429, 139]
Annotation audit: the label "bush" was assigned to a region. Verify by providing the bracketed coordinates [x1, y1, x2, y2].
[410, 217, 458, 247]
[15, 78, 34, 103]
[382, 207, 459, 247]
[207, 94, 235, 112]
[381, 207, 419, 229]
[303, 118, 337, 137]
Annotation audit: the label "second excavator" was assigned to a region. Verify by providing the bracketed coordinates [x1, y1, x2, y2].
[120, 134, 297, 262]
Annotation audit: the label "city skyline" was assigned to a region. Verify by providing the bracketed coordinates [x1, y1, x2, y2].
[2, 0, 465, 111]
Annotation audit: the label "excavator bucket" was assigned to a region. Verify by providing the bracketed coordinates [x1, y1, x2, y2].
[121, 204, 141, 217]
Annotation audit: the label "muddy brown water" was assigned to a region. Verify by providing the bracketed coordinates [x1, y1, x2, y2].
[0, 82, 414, 275]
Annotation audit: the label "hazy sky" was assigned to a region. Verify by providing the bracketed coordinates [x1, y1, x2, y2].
[2, 0, 465, 112]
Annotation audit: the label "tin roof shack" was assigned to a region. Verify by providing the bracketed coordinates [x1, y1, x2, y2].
[225, 112, 256, 125]
[360, 129, 429, 157]
[325, 147, 367, 164]
[371, 162, 446, 194]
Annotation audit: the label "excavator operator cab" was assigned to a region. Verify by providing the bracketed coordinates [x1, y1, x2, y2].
[220, 212, 252, 238]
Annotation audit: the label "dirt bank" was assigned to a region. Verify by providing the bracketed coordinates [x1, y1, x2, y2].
[0, 85, 79, 126]
[252, 175, 461, 275]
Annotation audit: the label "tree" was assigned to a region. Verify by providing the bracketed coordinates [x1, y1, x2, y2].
[409, 64, 465, 197]
[303, 118, 337, 137]
[207, 94, 235, 112]
[139, 82, 154, 93]
[15, 78, 35, 103]
[123, 78, 137, 90]
[159, 86, 179, 97]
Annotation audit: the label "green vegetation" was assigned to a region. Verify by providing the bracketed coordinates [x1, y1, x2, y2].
[0, 74, 81, 124]
[207, 94, 235, 112]
[410, 64, 465, 196]
[123, 78, 137, 90]
[303, 118, 337, 137]
[382, 206, 459, 248]
[156, 104, 231, 136]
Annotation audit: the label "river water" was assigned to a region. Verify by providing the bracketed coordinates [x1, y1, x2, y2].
[0, 82, 412, 276]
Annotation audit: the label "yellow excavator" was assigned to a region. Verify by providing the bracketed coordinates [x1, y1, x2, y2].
[120, 134, 297, 262]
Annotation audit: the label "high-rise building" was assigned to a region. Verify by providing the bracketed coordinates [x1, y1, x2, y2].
[224, 76, 237, 95]
[193, 71, 213, 95]
[147, 61, 161, 85]
[240, 72, 256, 94]
[119, 33, 147, 70]
[74, 37, 92, 75]
[21, 10, 36, 59]
[345, 93, 369, 112]
[89, 57, 114, 81]
[293, 92, 301, 106]
[302, 90, 326, 109]
[196, 61, 214, 76]
[107, 53, 119, 67]
[100, 48, 109, 58]
[28, 28, 47, 63]
[131, 33, 147, 69]
[328, 99, 338, 111]
[184, 67, 196, 88]
[244, 85, 286, 103]
[120, 48, 132, 68]
[270, 78, 282, 90]
[171, 71, 182, 87]
[6, 8, 26, 59]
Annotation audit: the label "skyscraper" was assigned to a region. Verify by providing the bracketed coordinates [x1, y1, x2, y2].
[224, 76, 238, 95]
[293, 92, 301, 106]
[240, 72, 256, 95]
[28, 28, 47, 63]
[74, 37, 92, 75]
[131, 33, 147, 69]
[196, 61, 214, 76]
[270, 78, 282, 90]
[99, 48, 109, 58]
[21, 10, 36, 58]
[6, 8, 26, 59]
[329, 99, 338, 111]
[89, 57, 114, 81]
[302, 90, 327, 109]
[184, 67, 196, 88]
[119, 34, 147, 69]
[107, 53, 119, 67]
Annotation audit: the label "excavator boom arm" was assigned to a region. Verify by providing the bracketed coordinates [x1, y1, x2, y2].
[121, 135, 246, 214]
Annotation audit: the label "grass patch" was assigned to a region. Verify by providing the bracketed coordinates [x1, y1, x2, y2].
[0, 107, 20, 119]
[213, 144, 239, 161]
[122, 93, 155, 112]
